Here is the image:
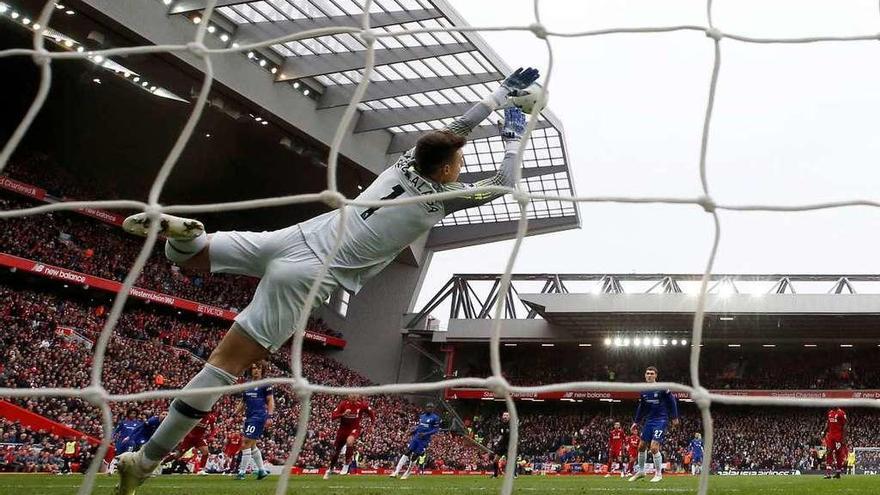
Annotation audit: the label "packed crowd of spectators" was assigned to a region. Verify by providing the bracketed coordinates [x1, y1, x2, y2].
[0, 192, 344, 340]
[0, 194, 258, 311]
[0, 282, 484, 470]
[0, 418, 95, 473]
[463, 403, 880, 473]
[0, 189, 342, 342]
[458, 345, 880, 390]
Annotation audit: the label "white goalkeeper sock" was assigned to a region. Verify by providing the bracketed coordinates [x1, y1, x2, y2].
[394, 455, 408, 475]
[140, 363, 236, 467]
[637, 451, 647, 473]
[653, 452, 663, 476]
[239, 448, 253, 474]
[165, 232, 207, 263]
[252, 448, 264, 471]
[403, 459, 415, 476]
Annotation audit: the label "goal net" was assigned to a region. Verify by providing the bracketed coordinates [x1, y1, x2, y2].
[3, 1, 880, 495]
[853, 447, 880, 475]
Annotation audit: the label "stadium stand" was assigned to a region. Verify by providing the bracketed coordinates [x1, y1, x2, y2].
[0, 192, 258, 313]
[0, 417, 95, 473]
[0, 158, 343, 339]
[5, 276, 880, 474]
[2, 155, 878, 475]
[463, 404, 880, 473]
[0, 279, 485, 471]
[456, 345, 879, 390]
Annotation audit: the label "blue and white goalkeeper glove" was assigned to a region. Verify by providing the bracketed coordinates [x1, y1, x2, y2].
[500, 107, 527, 141]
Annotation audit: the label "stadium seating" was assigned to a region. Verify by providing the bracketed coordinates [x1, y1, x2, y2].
[459, 345, 878, 390]
[0, 417, 95, 473]
[0, 281, 485, 470]
[464, 404, 880, 472]
[4, 154, 880, 475]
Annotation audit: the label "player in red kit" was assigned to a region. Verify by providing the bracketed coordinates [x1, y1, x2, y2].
[176, 411, 217, 475]
[323, 394, 375, 480]
[223, 431, 243, 473]
[604, 421, 626, 477]
[625, 424, 640, 477]
[823, 407, 847, 479]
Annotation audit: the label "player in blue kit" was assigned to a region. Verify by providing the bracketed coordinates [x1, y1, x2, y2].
[234, 364, 274, 481]
[390, 403, 442, 479]
[135, 411, 167, 450]
[688, 432, 704, 475]
[628, 366, 679, 483]
[113, 409, 145, 456]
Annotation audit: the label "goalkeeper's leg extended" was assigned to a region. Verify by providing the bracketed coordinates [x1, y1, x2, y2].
[123, 212, 211, 270]
[117, 214, 338, 494]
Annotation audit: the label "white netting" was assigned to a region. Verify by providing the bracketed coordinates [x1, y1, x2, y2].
[853, 447, 880, 474]
[2, 1, 880, 494]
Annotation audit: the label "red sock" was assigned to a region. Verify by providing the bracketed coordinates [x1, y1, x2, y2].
[197, 453, 208, 472]
[344, 448, 354, 464]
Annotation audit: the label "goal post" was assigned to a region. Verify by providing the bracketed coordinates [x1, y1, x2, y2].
[853, 447, 880, 475]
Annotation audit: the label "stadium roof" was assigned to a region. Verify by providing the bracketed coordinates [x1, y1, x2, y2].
[409, 274, 880, 344]
[12, 0, 577, 250]
[163, 0, 579, 245]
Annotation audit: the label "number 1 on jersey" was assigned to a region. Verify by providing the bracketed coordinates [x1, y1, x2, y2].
[360, 184, 405, 220]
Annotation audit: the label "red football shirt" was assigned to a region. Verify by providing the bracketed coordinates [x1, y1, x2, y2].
[191, 412, 217, 438]
[225, 432, 242, 450]
[826, 408, 847, 438]
[609, 427, 625, 449]
[331, 399, 375, 430]
[627, 434, 640, 454]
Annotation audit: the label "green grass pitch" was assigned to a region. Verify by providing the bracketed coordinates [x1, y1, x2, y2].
[1, 474, 878, 495]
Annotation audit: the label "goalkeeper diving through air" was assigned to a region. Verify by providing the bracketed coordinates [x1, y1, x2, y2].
[112, 67, 541, 495]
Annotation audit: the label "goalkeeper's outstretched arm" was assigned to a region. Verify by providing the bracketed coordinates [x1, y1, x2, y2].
[440, 107, 527, 214]
[393, 67, 539, 174]
[444, 67, 540, 137]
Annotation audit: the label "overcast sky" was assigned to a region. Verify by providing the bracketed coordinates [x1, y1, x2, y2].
[416, 0, 880, 314]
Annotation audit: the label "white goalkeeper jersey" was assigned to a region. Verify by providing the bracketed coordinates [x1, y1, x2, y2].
[300, 96, 518, 293]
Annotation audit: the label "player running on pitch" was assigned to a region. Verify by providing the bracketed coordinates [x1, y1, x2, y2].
[604, 421, 625, 477]
[628, 366, 679, 483]
[114, 65, 540, 494]
[235, 364, 273, 480]
[688, 432, 704, 475]
[325, 394, 375, 479]
[390, 402, 442, 479]
[823, 406, 847, 479]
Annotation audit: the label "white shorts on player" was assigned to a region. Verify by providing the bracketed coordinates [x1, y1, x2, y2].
[210, 226, 337, 351]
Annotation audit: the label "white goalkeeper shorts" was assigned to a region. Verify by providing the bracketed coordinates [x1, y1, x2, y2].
[209, 225, 339, 352]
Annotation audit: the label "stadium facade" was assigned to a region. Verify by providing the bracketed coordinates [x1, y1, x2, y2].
[407, 273, 880, 402]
